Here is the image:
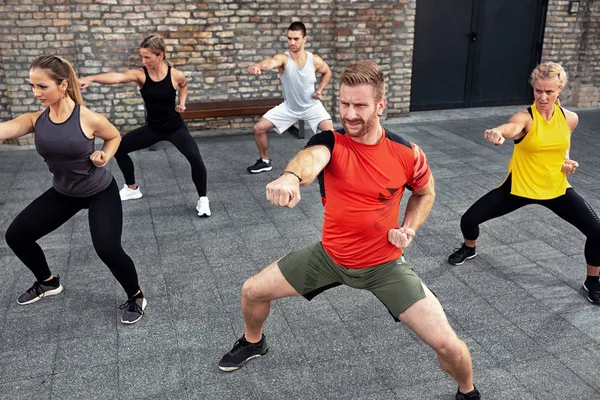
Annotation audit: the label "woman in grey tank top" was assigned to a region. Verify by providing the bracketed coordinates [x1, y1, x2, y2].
[0, 55, 147, 324]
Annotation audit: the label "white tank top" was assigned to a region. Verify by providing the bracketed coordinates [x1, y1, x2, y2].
[280, 51, 318, 112]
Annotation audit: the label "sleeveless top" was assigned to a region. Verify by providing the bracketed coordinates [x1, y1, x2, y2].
[140, 66, 184, 132]
[506, 103, 571, 199]
[280, 51, 318, 112]
[34, 104, 113, 197]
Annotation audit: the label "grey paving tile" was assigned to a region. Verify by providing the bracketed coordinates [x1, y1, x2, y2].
[509, 356, 598, 399]
[3, 110, 600, 398]
[55, 334, 117, 373]
[470, 325, 549, 367]
[559, 307, 600, 343]
[186, 372, 259, 399]
[0, 342, 57, 384]
[499, 263, 563, 290]
[555, 345, 600, 391]
[1, 314, 60, 350]
[51, 364, 118, 400]
[118, 353, 185, 398]
[527, 283, 589, 314]
[0, 376, 52, 400]
[309, 355, 390, 398]
[518, 315, 595, 354]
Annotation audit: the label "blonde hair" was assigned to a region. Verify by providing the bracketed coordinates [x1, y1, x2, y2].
[530, 62, 567, 106]
[140, 35, 166, 59]
[340, 61, 385, 101]
[30, 55, 84, 105]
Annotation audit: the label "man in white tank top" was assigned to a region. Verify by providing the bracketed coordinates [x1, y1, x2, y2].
[246, 21, 334, 173]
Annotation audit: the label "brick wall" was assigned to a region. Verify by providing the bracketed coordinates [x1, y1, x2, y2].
[543, 0, 600, 107]
[1, 0, 598, 146]
[0, 0, 417, 143]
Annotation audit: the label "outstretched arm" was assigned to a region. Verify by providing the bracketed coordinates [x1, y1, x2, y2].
[484, 110, 532, 145]
[265, 144, 331, 208]
[79, 69, 144, 89]
[0, 113, 40, 141]
[313, 55, 332, 100]
[248, 54, 288, 76]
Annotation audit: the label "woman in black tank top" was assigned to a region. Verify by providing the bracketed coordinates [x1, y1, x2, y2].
[0, 55, 147, 324]
[79, 35, 211, 217]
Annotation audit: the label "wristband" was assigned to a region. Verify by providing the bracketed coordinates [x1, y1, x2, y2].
[280, 170, 302, 183]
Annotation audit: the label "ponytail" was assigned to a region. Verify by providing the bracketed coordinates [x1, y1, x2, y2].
[29, 55, 84, 105]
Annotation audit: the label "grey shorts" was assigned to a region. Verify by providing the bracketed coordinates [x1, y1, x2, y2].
[278, 242, 426, 319]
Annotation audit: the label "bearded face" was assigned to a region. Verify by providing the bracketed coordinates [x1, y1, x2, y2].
[339, 83, 385, 141]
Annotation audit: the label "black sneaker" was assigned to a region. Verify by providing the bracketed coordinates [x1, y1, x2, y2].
[582, 277, 600, 305]
[448, 243, 477, 266]
[247, 159, 272, 173]
[119, 294, 147, 324]
[456, 386, 481, 400]
[17, 275, 64, 305]
[218, 334, 268, 371]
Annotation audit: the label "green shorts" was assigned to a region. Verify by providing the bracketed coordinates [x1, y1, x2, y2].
[278, 242, 426, 319]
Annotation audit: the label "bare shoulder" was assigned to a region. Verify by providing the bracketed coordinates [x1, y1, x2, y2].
[79, 105, 108, 125]
[511, 109, 533, 121]
[562, 107, 579, 131]
[29, 110, 45, 124]
[312, 54, 325, 63]
[170, 67, 184, 77]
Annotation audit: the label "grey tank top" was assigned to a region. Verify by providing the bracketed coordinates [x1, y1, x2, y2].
[34, 104, 113, 197]
[280, 51, 318, 112]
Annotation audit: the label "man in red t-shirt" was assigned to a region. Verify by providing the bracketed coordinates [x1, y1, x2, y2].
[219, 61, 480, 400]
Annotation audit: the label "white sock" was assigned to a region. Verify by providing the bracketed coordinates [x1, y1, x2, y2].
[262, 158, 270, 163]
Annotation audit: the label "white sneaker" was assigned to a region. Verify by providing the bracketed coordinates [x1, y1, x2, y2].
[119, 184, 143, 201]
[196, 196, 211, 217]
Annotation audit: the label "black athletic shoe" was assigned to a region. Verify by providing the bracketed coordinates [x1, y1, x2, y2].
[119, 294, 147, 324]
[448, 243, 477, 266]
[456, 386, 481, 400]
[17, 275, 63, 305]
[247, 159, 272, 173]
[218, 334, 268, 371]
[582, 277, 600, 305]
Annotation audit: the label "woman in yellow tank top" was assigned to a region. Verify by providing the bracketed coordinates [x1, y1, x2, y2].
[448, 62, 600, 305]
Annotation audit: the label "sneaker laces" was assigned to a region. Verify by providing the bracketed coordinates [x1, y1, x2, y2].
[25, 282, 44, 296]
[119, 297, 144, 314]
[229, 338, 248, 354]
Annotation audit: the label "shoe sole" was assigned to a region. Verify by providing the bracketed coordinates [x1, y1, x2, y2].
[248, 167, 273, 173]
[218, 348, 269, 372]
[582, 284, 600, 305]
[196, 208, 211, 218]
[121, 297, 148, 324]
[448, 253, 477, 266]
[120, 193, 143, 201]
[17, 284, 64, 305]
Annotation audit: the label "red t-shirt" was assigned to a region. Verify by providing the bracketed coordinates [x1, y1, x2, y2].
[306, 128, 431, 268]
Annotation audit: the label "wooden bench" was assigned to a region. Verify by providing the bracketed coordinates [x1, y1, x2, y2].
[181, 98, 305, 139]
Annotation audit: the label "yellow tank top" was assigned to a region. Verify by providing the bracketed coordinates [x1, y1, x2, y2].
[506, 103, 571, 199]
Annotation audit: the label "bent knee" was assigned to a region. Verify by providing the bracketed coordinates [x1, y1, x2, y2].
[433, 335, 463, 359]
[5, 223, 28, 248]
[241, 277, 265, 301]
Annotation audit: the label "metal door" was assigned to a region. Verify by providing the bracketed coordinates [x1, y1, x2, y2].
[410, 0, 547, 111]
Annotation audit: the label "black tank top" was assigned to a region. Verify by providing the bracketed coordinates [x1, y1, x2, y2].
[140, 66, 184, 132]
[34, 104, 113, 197]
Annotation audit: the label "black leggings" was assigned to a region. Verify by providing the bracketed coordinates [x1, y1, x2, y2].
[5, 179, 140, 297]
[115, 124, 207, 197]
[460, 175, 600, 266]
